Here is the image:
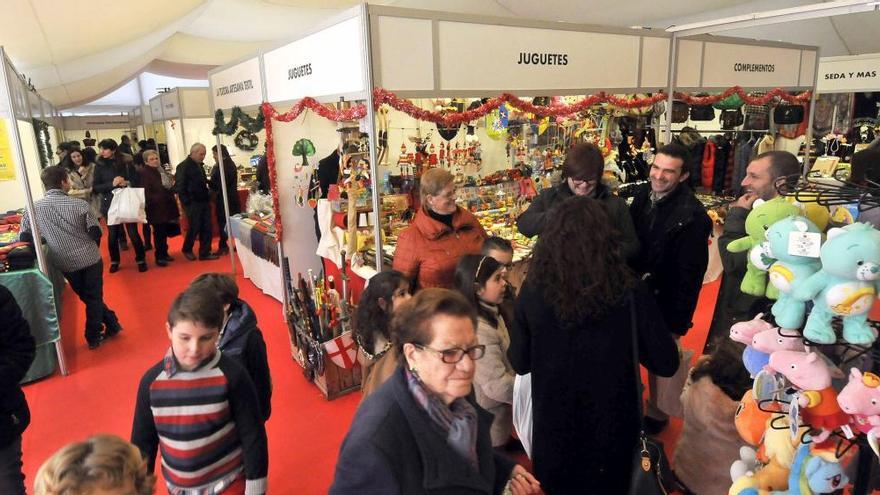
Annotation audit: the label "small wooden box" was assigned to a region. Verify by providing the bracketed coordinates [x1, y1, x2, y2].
[287, 316, 362, 401]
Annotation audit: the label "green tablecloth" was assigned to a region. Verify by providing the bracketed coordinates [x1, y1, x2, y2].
[0, 268, 61, 382]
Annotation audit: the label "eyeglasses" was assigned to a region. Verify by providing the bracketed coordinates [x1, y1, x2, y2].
[569, 177, 597, 186]
[413, 343, 486, 364]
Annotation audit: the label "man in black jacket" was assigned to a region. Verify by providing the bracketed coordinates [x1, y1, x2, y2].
[175, 143, 217, 261]
[0, 285, 35, 494]
[629, 143, 712, 433]
[704, 151, 801, 353]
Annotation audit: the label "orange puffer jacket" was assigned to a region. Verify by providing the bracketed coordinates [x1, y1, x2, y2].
[392, 207, 487, 290]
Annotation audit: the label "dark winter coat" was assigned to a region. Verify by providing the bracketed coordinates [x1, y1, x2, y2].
[209, 159, 242, 216]
[704, 206, 771, 351]
[329, 366, 516, 495]
[515, 181, 640, 261]
[93, 154, 139, 217]
[0, 285, 35, 448]
[629, 184, 712, 336]
[174, 156, 210, 205]
[219, 300, 271, 422]
[139, 166, 179, 225]
[509, 281, 679, 494]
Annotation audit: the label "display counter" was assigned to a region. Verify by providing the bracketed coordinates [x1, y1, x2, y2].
[0, 268, 61, 382]
[229, 215, 282, 302]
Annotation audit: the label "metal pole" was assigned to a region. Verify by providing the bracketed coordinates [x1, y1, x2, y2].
[663, 33, 679, 145]
[802, 48, 822, 176]
[0, 48, 68, 376]
[214, 131, 237, 275]
[360, 4, 383, 272]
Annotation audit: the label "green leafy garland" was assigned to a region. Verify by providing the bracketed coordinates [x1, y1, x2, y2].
[32, 119, 52, 169]
[213, 106, 265, 135]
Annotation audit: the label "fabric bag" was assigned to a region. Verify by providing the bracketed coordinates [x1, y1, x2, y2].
[773, 104, 804, 125]
[107, 187, 146, 225]
[512, 373, 533, 459]
[720, 109, 744, 130]
[627, 296, 681, 495]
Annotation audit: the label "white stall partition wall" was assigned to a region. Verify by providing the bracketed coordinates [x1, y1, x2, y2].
[0, 117, 44, 212]
[165, 120, 185, 168]
[272, 110, 332, 278]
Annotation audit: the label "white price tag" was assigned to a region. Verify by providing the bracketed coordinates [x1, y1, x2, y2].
[788, 232, 821, 258]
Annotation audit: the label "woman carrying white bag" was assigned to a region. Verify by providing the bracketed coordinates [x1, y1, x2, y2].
[93, 138, 149, 273]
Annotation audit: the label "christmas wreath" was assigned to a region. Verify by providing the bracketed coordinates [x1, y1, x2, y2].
[32, 119, 52, 169]
[234, 130, 260, 151]
[213, 106, 265, 135]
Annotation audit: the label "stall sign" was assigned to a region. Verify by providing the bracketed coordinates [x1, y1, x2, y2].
[150, 98, 163, 121]
[210, 57, 263, 109]
[0, 119, 16, 181]
[263, 16, 365, 102]
[817, 54, 880, 93]
[161, 92, 180, 120]
[699, 42, 812, 88]
[435, 21, 642, 91]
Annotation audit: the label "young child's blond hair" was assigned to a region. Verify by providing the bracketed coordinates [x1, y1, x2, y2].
[33, 434, 155, 495]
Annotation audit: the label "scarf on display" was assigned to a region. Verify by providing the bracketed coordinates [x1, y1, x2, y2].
[405, 367, 479, 470]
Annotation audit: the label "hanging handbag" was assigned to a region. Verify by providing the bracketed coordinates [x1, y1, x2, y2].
[627, 295, 680, 495]
[689, 104, 715, 121]
[773, 104, 804, 125]
[671, 101, 689, 124]
[720, 108, 744, 130]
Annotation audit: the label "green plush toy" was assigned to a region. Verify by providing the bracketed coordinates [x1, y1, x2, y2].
[727, 198, 800, 298]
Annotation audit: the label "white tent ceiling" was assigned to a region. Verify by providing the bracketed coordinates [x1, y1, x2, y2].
[2, 0, 879, 112]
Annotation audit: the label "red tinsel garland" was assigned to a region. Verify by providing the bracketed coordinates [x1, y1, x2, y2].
[262, 86, 813, 236]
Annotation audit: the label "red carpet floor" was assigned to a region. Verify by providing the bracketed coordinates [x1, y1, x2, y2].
[20, 233, 721, 494]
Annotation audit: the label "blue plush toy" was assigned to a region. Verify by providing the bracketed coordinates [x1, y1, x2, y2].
[766, 216, 822, 329]
[770, 441, 848, 494]
[793, 223, 880, 345]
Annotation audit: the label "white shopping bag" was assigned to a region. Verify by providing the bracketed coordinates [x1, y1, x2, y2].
[107, 187, 146, 225]
[512, 373, 533, 459]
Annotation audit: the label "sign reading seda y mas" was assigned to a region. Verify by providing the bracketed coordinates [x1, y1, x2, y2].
[818, 53, 880, 93]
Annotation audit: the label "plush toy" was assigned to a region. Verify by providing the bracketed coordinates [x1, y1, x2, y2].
[751, 328, 805, 355]
[736, 390, 774, 446]
[792, 222, 880, 345]
[764, 216, 823, 329]
[731, 456, 791, 495]
[728, 198, 801, 298]
[837, 368, 880, 457]
[767, 351, 850, 444]
[731, 313, 776, 377]
[769, 441, 849, 494]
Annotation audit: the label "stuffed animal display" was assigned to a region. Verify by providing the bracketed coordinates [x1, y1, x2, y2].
[730, 313, 776, 377]
[765, 216, 822, 329]
[769, 441, 848, 495]
[727, 198, 800, 298]
[837, 368, 880, 458]
[793, 223, 880, 345]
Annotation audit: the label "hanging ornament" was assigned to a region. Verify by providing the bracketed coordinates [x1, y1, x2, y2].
[291, 138, 316, 208]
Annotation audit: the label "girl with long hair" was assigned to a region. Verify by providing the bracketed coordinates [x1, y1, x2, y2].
[508, 195, 679, 494]
[355, 270, 412, 396]
[454, 254, 515, 447]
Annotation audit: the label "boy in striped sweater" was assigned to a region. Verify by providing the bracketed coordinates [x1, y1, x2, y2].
[131, 288, 268, 495]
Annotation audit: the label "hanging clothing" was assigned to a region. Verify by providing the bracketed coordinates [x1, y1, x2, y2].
[731, 134, 753, 196]
[711, 136, 731, 195]
[701, 141, 716, 189]
[757, 134, 776, 155]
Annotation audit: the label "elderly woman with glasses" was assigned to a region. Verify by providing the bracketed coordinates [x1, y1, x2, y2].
[393, 168, 487, 290]
[515, 142, 640, 260]
[330, 289, 540, 495]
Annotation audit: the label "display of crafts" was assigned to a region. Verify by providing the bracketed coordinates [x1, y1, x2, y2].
[291, 138, 316, 208]
[725, 200, 880, 495]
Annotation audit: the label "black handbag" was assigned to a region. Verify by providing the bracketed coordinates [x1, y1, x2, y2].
[627, 295, 681, 495]
[720, 108, 744, 130]
[689, 104, 715, 121]
[671, 101, 689, 124]
[166, 220, 182, 238]
[773, 104, 804, 125]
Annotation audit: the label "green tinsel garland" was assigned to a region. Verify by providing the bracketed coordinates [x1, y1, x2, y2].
[32, 119, 52, 169]
[213, 106, 265, 135]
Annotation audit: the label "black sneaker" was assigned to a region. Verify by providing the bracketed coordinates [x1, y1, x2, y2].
[87, 335, 105, 349]
[199, 253, 220, 261]
[643, 416, 669, 436]
[105, 326, 122, 338]
[183, 251, 196, 261]
[109, 263, 119, 273]
[137, 262, 148, 273]
[162, 256, 175, 262]
[156, 259, 168, 267]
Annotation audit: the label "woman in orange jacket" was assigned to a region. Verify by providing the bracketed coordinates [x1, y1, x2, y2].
[393, 168, 487, 290]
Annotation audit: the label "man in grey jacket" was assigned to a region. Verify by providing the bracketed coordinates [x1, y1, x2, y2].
[516, 142, 640, 261]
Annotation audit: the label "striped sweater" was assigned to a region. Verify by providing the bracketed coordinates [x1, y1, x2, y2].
[132, 349, 268, 495]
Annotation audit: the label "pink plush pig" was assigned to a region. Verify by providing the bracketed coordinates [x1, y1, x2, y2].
[768, 350, 850, 443]
[837, 368, 880, 436]
[751, 327, 805, 354]
[729, 313, 774, 345]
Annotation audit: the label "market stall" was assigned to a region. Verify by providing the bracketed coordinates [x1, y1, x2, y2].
[0, 46, 67, 377]
[61, 114, 134, 147]
[147, 87, 214, 169]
